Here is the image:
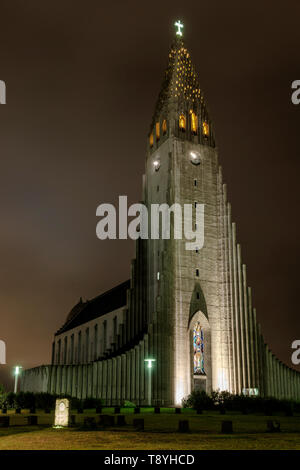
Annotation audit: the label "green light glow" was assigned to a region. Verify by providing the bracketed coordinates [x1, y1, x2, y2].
[174, 20, 184, 37]
[144, 358, 156, 369]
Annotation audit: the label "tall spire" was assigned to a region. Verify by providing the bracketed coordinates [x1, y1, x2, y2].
[149, 21, 215, 149]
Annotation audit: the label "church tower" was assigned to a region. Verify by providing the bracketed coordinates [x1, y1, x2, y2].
[144, 22, 226, 405]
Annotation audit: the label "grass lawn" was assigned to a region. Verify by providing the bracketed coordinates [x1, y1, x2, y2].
[0, 409, 299, 450]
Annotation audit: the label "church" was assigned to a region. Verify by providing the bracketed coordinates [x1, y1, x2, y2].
[21, 22, 300, 405]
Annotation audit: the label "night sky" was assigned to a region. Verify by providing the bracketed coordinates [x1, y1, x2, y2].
[0, 0, 299, 390]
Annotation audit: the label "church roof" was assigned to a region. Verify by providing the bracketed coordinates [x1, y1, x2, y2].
[150, 35, 209, 130]
[55, 280, 130, 336]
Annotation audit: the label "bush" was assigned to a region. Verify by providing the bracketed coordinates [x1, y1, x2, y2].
[35, 392, 56, 410]
[15, 391, 27, 409]
[182, 389, 300, 414]
[182, 390, 213, 410]
[0, 393, 7, 409]
[23, 392, 36, 409]
[70, 397, 82, 410]
[82, 397, 101, 409]
[6, 392, 16, 409]
[123, 401, 136, 408]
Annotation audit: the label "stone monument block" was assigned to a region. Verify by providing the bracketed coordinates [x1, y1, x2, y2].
[54, 398, 70, 427]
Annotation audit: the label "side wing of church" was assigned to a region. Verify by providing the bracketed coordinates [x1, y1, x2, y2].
[21, 27, 300, 405]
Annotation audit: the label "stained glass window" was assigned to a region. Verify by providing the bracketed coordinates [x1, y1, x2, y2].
[193, 322, 205, 375]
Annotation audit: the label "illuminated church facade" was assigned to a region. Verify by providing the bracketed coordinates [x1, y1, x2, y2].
[21, 23, 300, 405]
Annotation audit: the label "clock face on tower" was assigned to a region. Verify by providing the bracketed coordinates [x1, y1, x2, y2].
[190, 151, 201, 165]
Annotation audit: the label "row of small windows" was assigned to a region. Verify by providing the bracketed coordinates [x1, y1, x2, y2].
[150, 113, 210, 147]
[150, 119, 167, 146]
[54, 317, 118, 365]
[179, 112, 209, 136]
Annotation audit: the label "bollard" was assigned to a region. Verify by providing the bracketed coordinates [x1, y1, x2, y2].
[117, 415, 126, 426]
[178, 420, 189, 433]
[114, 406, 121, 414]
[221, 420, 233, 434]
[175, 408, 181, 414]
[154, 407, 160, 414]
[84, 416, 96, 428]
[70, 415, 76, 426]
[134, 407, 140, 414]
[0, 416, 9, 427]
[100, 415, 115, 427]
[266, 420, 281, 433]
[27, 415, 38, 425]
[133, 418, 144, 431]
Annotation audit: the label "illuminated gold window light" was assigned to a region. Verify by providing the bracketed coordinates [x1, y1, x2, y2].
[202, 121, 209, 137]
[162, 119, 167, 135]
[191, 112, 198, 134]
[149, 132, 154, 147]
[179, 114, 186, 131]
[156, 122, 160, 141]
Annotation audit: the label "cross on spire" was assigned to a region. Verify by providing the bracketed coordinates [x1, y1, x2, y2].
[174, 20, 184, 37]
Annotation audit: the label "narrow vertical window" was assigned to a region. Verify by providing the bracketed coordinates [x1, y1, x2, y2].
[149, 133, 154, 147]
[85, 328, 89, 363]
[103, 321, 107, 353]
[162, 119, 167, 135]
[196, 268, 199, 277]
[57, 339, 61, 365]
[78, 331, 81, 363]
[202, 121, 209, 137]
[193, 322, 205, 374]
[113, 316, 117, 339]
[194, 179, 197, 187]
[70, 334, 74, 364]
[156, 122, 160, 141]
[179, 114, 186, 131]
[63, 336, 67, 364]
[94, 325, 98, 360]
[190, 111, 198, 134]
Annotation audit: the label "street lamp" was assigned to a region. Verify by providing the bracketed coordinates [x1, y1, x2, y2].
[14, 366, 22, 393]
[144, 358, 156, 406]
